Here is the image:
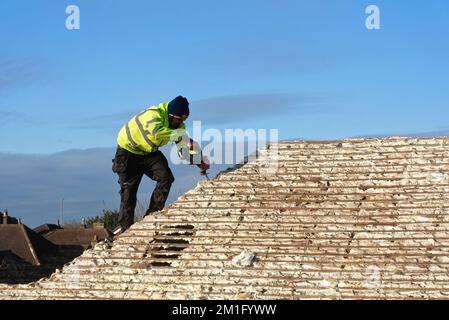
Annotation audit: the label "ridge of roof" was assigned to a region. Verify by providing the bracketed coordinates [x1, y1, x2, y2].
[19, 224, 41, 266]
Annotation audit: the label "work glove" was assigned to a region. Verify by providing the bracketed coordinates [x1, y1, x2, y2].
[197, 155, 210, 173]
[177, 138, 210, 173]
[177, 138, 200, 160]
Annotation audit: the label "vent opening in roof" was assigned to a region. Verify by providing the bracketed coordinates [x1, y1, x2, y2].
[163, 224, 194, 230]
[144, 224, 194, 268]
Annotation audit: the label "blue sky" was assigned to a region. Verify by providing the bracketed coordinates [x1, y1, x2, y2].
[1, 1, 449, 226]
[1, 0, 448, 154]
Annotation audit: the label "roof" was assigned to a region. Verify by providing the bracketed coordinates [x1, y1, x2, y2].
[33, 224, 62, 236]
[0, 250, 24, 264]
[0, 223, 56, 266]
[2, 137, 449, 299]
[43, 228, 112, 249]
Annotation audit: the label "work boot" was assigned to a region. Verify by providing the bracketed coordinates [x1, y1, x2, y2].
[143, 209, 155, 218]
[112, 224, 130, 239]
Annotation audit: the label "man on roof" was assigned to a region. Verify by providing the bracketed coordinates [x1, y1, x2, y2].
[111, 96, 209, 236]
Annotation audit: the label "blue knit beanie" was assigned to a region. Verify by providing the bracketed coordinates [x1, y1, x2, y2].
[168, 96, 189, 118]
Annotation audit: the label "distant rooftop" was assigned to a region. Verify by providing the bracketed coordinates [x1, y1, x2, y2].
[43, 228, 111, 249]
[33, 224, 63, 236]
[0, 211, 18, 225]
[0, 213, 111, 284]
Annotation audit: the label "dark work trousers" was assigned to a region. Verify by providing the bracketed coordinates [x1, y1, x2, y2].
[112, 146, 175, 229]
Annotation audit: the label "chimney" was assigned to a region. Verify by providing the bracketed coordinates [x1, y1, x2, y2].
[2, 210, 8, 224]
[81, 218, 86, 228]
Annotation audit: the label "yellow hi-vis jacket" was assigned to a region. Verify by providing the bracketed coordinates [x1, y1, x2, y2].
[117, 102, 188, 155]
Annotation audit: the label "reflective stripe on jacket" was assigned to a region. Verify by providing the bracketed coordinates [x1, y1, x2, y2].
[117, 102, 186, 155]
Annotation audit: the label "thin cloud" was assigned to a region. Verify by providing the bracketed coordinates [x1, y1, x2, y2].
[0, 147, 228, 228]
[70, 93, 331, 130]
[0, 58, 45, 94]
[0, 111, 15, 118]
[353, 128, 449, 139]
[0, 110, 26, 126]
[190, 93, 331, 125]
[70, 111, 134, 132]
